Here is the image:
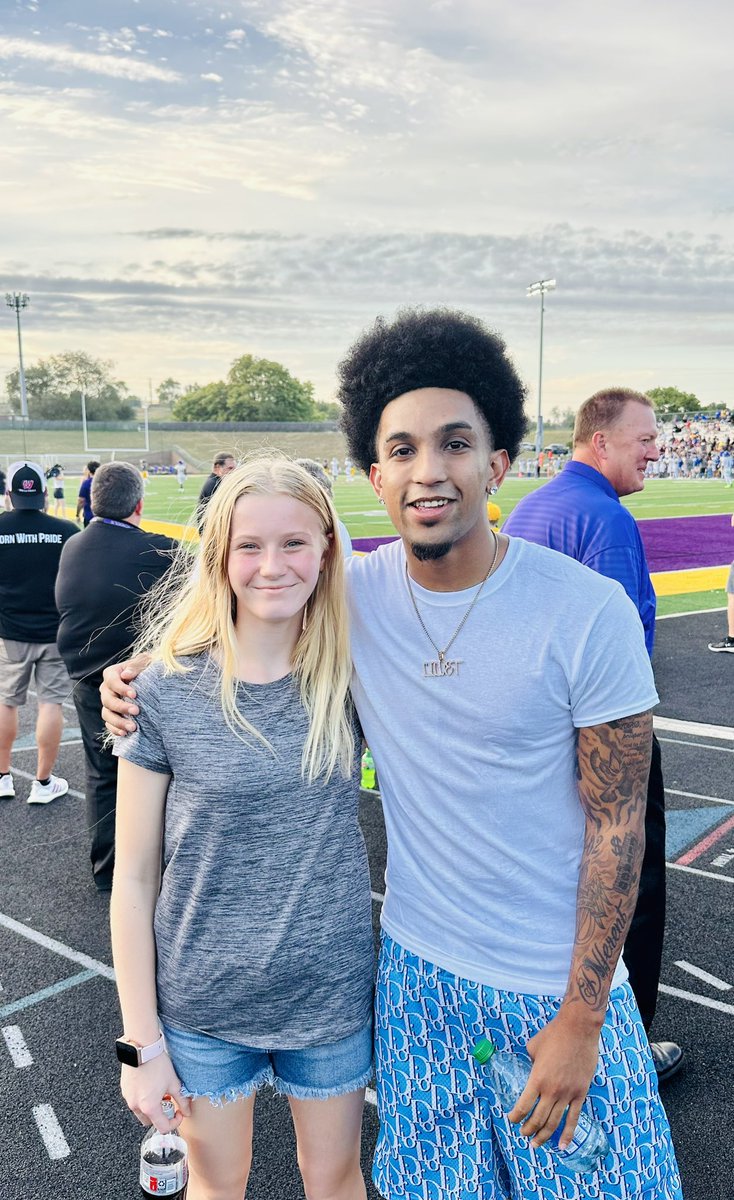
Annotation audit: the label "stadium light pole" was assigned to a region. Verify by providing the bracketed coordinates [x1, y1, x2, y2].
[526, 278, 556, 454]
[5, 292, 30, 420]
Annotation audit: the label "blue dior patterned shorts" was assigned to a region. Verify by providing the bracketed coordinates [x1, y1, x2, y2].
[373, 935, 683, 1200]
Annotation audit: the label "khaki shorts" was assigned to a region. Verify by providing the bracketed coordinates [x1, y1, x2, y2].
[0, 639, 71, 706]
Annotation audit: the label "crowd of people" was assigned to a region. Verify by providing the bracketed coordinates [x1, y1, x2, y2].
[3, 310, 731, 1199]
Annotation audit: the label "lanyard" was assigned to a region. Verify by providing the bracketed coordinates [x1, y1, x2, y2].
[93, 518, 138, 531]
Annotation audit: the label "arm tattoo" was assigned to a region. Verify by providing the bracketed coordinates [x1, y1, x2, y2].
[567, 711, 652, 1018]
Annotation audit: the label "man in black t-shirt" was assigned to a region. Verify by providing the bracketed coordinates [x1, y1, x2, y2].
[0, 462, 79, 806]
[196, 450, 235, 530]
[56, 461, 177, 890]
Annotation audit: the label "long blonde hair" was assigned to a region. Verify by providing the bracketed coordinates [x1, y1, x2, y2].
[136, 454, 354, 782]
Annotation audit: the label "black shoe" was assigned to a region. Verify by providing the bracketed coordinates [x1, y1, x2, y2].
[708, 636, 734, 653]
[651, 1041, 684, 1082]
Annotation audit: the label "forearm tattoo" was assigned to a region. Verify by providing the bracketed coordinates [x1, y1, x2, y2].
[569, 711, 652, 1016]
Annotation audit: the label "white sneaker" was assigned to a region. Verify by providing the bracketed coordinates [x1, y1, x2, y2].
[27, 775, 69, 805]
[0, 773, 15, 799]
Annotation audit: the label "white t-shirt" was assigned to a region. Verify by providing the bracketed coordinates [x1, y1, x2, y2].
[346, 537, 659, 996]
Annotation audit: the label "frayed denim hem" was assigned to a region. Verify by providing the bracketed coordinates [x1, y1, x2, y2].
[272, 1062, 374, 1102]
[180, 1065, 274, 1107]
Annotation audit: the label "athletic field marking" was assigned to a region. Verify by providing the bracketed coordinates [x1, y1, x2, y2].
[2, 1024, 33, 1068]
[667, 861, 734, 884]
[0, 911, 115, 980]
[666, 789, 733, 807]
[657, 606, 726, 620]
[32, 1104, 71, 1160]
[8, 766, 85, 800]
[654, 717, 734, 742]
[676, 811, 734, 866]
[674, 961, 732, 991]
[0, 970, 99, 1020]
[657, 737, 734, 754]
[658, 984, 734, 1017]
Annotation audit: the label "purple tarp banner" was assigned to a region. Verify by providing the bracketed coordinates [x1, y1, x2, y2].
[353, 515, 733, 572]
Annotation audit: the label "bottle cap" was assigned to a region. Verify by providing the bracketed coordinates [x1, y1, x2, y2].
[161, 1096, 176, 1121]
[471, 1038, 496, 1064]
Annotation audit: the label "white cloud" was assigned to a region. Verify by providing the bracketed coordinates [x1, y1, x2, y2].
[200, 72, 223, 82]
[0, 36, 182, 82]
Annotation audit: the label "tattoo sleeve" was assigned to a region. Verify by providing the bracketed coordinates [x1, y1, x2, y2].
[566, 710, 653, 1021]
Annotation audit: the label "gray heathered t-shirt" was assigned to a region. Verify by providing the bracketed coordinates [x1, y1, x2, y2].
[113, 654, 374, 1049]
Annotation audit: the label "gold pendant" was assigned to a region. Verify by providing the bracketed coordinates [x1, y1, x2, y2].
[422, 657, 463, 678]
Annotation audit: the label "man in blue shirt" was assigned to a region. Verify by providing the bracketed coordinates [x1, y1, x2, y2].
[505, 387, 683, 1082]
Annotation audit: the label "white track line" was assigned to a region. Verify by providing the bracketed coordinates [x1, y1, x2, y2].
[658, 984, 734, 1016]
[657, 607, 726, 620]
[654, 717, 734, 742]
[667, 862, 734, 885]
[666, 788, 733, 806]
[674, 961, 732, 991]
[32, 1104, 71, 1160]
[658, 737, 734, 754]
[0, 911, 115, 980]
[2, 1024, 33, 1068]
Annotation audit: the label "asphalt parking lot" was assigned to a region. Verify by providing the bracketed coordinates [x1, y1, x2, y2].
[0, 608, 731, 1199]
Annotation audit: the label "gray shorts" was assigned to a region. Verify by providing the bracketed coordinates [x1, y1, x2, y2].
[727, 562, 734, 595]
[0, 639, 71, 706]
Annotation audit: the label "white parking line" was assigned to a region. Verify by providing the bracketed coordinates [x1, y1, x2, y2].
[654, 717, 734, 742]
[32, 1104, 71, 1160]
[371, 891, 385, 904]
[365, 1088, 377, 1107]
[658, 984, 734, 1016]
[0, 911, 115, 980]
[2, 1024, 33, 1068]
[674, 961, 732, 991]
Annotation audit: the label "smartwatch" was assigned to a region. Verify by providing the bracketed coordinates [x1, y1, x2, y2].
[115, 1031, 166, 1068]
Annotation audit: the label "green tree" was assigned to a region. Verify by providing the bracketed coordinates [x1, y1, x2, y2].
[313, 400, 340, 421]
[172, 355, 316, 422]
[172, 381, 229, 421]
[156, 377, 182, 406]
[646, 386, 701, 418]
[547, 406, 576, 429]
[6, 351, 134, 420]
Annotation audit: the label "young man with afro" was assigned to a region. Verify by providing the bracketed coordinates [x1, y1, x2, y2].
[101, 309, 682, 1200]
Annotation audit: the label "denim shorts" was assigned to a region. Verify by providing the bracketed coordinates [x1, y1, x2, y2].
[161, 1019, 374, 1106]
[373, 935, 683, 1200]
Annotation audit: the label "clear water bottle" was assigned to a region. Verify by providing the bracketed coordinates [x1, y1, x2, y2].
[361, 748, 376, 790]
[471, 1038, 610, 1174]
[140, 1096, 188, 1197]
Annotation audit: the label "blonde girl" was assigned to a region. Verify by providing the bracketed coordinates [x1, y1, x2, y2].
[110, 457, 373, 1200]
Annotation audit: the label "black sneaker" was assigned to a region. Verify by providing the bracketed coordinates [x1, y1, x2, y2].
[651, 1041, 684, 1083]
[708, 636, 734, 653]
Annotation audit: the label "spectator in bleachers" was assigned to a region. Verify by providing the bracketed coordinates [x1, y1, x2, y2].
[55, 462, 177, 891]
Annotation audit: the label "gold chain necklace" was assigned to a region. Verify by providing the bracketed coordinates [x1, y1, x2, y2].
[405, 531, 500, 678]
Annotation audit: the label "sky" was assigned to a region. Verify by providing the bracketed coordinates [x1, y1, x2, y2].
[1, 0, 733, 417]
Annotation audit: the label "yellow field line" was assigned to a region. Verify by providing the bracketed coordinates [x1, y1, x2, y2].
[651, 566, 729, 596]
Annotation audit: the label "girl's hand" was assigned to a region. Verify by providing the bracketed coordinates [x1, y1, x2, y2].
[120, 1055, 192, 1131]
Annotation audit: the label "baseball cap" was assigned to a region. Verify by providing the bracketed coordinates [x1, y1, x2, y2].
[8, 460, 46, 510]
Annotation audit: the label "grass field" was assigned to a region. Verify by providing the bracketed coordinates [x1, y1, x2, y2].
[54, 470, 732, 620]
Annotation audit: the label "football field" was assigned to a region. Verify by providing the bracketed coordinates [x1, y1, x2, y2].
[58, 471, 734, 619]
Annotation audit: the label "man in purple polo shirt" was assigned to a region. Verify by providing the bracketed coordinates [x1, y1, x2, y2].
[504, 387, 683, 1083]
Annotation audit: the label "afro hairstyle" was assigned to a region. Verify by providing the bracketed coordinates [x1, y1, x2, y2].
[337, 307, 528, 473]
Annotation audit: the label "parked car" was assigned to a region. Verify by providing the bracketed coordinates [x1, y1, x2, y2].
[545, 443, 570, 455]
